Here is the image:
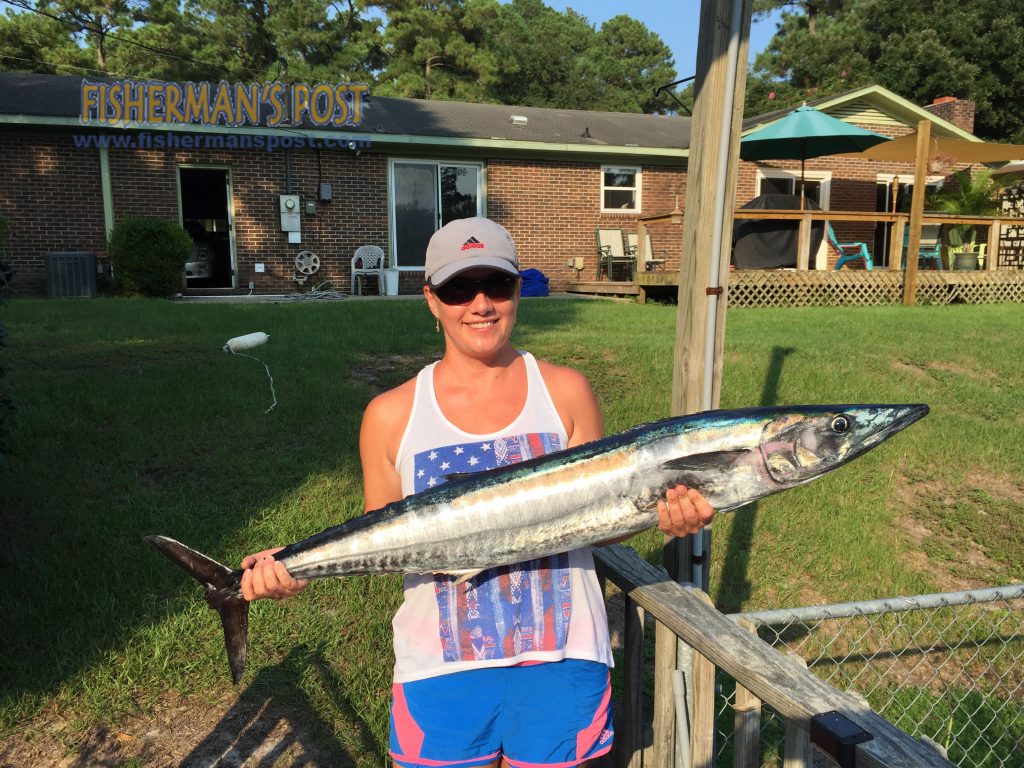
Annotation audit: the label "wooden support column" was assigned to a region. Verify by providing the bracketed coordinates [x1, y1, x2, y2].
[902, 120, 932, 305]
[889, 217, 907, 271]
[796, 212, 812, 270]
[986, 219, 1001, 270]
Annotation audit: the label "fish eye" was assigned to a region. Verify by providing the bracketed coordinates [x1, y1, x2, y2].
[830, 415, 850, 434]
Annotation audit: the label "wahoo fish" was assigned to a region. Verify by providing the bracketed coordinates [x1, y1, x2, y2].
[148, 403, 927, 682]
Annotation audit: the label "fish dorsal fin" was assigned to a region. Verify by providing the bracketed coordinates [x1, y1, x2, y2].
[661, 449, 751, 473]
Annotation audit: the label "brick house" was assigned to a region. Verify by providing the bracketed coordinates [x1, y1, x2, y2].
[0, 73, 978, 295]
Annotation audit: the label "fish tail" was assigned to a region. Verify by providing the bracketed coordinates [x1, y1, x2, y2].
[145, 534, 249, 684]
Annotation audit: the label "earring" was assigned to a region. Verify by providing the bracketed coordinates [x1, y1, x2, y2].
[435, 317, 440, 333]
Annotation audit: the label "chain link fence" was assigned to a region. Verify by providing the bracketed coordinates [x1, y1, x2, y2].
[714, 584, 1024, 767]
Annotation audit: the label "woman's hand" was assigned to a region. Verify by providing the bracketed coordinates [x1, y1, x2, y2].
[657, 485, 715, 538]
[239, 547, 309, 601]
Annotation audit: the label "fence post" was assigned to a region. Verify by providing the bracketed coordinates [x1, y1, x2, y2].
[620, 594, 645, 768]
[733, 619, 762, 768]
[653, 620, 677, 767]
[782, 654, 810, 768]
[690, 649, 716, 767]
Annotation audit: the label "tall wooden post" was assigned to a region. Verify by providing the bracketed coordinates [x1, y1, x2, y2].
[902, 120, 932, 305]
[671, 0, 751, 419]
[656, 0, 752, 765]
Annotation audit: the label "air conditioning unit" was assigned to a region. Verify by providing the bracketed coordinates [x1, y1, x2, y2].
[45, 251, 97, 298]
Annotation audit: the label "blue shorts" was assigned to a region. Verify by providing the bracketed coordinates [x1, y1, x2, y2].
[389, 659, 614, 768]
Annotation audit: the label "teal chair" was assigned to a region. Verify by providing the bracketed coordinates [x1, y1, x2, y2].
[902, 224, 943, 269]
[827, 222, 873, 270]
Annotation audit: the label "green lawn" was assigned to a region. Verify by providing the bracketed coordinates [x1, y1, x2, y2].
[1, 297, 1021, 764]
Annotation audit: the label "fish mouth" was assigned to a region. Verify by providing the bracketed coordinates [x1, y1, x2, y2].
[861, 404, 929, 450]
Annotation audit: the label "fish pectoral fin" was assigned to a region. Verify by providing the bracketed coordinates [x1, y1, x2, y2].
[661, 449, 751, 473]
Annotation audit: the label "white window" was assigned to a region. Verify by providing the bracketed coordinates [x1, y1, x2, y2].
[601, 166, 641, 212]
[756, 170, 832, 209]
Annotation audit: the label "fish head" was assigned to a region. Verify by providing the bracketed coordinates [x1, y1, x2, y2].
[759, 404, 929, 485]
[647, 404, 929, 512]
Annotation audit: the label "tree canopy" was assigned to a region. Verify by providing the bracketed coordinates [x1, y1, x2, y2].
[748, 0, 1024, 142]
[0, 0, 681, 113]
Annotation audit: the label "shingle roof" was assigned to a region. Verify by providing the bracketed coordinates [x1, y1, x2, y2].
[0, 72, 692, 151]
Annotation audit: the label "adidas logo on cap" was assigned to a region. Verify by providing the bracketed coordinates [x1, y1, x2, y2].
[460, 236, 485, 251]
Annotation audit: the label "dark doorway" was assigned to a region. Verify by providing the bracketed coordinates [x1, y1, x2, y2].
[179, 167, 234, 288]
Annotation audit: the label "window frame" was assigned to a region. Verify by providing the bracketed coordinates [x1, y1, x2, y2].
[600, 165, 642, 213]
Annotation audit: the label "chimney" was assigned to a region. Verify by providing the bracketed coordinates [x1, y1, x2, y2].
[923, 96, 975, 134]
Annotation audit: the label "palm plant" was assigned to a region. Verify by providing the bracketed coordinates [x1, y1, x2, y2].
[927, 169, 1004, 250]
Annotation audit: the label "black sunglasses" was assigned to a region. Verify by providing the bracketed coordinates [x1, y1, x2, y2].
[431, 273, 520, 305]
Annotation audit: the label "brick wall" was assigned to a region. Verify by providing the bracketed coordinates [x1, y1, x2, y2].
[5, 118, 957, 293]
[486, 159, 686, 290]
[923, 97, 975, 134]
[106, 143, 390, 293]
[0, 128, 392, 294]
[0, 132, 107, 293]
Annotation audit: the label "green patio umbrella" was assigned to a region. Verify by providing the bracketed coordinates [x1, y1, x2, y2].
[741, 105, 891, 199]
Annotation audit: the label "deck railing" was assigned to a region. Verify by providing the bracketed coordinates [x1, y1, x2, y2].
[593, 544, 954, 768]
[729, 210, 1007, 272]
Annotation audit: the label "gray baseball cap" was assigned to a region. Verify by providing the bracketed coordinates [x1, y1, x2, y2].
[424, 217, 519, 286]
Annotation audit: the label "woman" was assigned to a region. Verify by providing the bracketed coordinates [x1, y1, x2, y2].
[242, 217, 715, 768]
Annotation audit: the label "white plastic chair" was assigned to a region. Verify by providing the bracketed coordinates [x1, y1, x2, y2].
[351, 245, 386, 295]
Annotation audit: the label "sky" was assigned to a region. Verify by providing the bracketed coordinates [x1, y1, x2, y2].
[545, 1, 785, 73]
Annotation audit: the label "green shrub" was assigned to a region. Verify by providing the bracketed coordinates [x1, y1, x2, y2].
[108, 217, 193, 298]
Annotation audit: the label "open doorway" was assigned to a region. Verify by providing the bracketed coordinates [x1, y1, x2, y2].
[178, 167, 235, 288]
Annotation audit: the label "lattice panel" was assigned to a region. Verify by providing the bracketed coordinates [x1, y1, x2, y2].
[999, 184, 1024, 268]
[727, 270, 1024, 308]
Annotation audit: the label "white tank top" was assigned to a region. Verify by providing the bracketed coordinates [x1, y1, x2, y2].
[391, 351, 613, 683]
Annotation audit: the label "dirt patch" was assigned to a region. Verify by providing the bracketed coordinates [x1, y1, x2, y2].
[0, 691, 354, 768]
[348, 352, 440, 395]
[891, 467, 1023, 590]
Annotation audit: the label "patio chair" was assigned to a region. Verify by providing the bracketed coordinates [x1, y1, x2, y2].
[595, 228, 635, 281]
[902, 224, 943, 270]
[625, 232, 666, 271]
[827, 222, 873, 270]
[351, 244, 386, 295]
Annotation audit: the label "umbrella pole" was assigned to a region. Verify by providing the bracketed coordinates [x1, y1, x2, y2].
[799, 155, 806, 209]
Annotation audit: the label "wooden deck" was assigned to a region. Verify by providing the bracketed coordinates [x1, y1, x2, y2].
[566, 268, 1024, 306]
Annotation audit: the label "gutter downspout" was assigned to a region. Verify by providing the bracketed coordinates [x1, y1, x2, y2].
[99, 146, 114, 238]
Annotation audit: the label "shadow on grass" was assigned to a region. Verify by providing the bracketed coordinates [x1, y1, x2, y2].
[0, 297, 592, 735]
[717, 346, 794, 614]
[178, 645, 371, 768]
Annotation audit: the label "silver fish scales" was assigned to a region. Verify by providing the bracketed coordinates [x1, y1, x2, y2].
[148, 403, 928, 682]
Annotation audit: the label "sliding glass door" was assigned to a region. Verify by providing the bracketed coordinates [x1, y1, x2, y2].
[390, 160, 482, 269]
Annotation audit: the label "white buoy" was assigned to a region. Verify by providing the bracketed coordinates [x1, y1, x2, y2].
[223, 332, 276, 413]
[223, 332, 269, 353]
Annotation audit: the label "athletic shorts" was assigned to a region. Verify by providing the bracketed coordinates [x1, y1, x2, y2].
[389, 659, 614, 768]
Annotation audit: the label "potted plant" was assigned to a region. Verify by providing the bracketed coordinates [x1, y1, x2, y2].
[927, 169, 1005, 269]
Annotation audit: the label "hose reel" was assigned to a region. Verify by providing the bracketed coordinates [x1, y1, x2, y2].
[293, 250, 320, 284]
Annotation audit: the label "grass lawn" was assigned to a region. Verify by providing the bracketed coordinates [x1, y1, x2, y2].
[1, 297, 1021, 765]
